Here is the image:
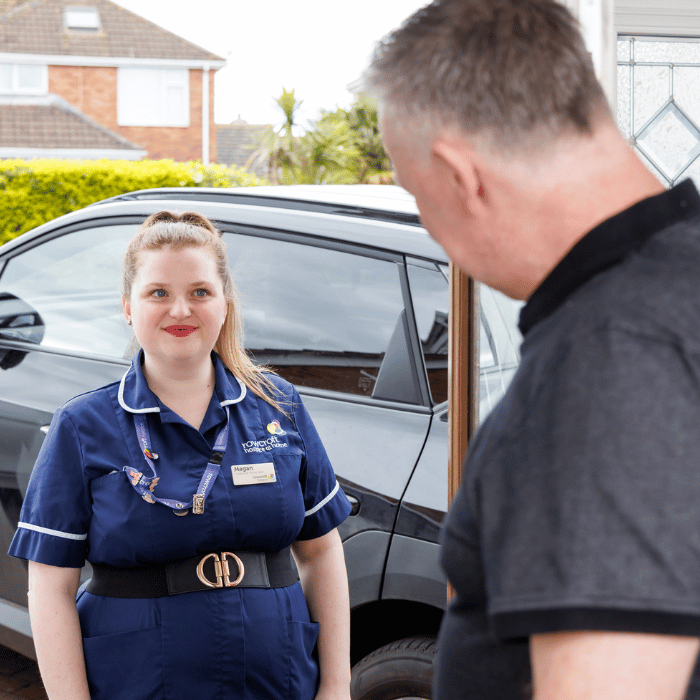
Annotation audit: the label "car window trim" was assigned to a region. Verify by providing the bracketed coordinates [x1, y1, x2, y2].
[296, 385, 433, 415]
[216, 222, 408, 262]
[398, 259, 432, 407]
[0, 337, 131, 366]
[0, 216, 147, 263]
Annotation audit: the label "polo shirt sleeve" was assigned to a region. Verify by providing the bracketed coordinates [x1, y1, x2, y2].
[473, 326, 700, 639]
[291, 387, 352, 540]
[8, 405, 91, 568]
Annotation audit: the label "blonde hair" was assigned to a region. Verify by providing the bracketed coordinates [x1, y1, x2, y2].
[123, 210, 286, 412]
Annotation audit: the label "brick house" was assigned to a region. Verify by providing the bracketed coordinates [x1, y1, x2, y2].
[0, 0, 225, 161]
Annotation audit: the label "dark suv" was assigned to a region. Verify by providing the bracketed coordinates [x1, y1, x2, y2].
[0, 185, 521, 699]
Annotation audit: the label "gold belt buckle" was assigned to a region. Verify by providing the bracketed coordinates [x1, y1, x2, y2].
[196, 552, 245, 588]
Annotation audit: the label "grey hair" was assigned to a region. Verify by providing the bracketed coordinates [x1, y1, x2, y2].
[359, 0, 611, 154]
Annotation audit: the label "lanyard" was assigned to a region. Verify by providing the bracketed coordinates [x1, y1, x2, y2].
[123, 407, 229, 516]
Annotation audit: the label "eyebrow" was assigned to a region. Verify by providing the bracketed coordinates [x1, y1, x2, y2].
[143, 281, 213, 287]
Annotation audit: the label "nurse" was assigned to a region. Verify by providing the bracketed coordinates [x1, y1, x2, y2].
[9, 211, 353, 700]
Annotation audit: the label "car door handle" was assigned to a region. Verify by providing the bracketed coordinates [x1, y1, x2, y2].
[40, 425, 50, 435]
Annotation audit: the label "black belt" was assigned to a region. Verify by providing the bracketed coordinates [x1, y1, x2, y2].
[86, 548, 299, 598]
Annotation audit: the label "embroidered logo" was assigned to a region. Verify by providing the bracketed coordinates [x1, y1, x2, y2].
[266, 420, 286, 436]
[241, 435, 288, 454]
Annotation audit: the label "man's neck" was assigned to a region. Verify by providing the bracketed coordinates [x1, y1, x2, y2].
[495, 125, 665, 300]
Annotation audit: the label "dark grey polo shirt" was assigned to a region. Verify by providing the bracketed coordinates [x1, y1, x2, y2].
[436, 180, 700, 699]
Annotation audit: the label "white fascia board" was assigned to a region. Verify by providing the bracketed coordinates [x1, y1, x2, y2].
[616, 0, 700, 36]
[0, 53, 226, 70]
[0, 147, 148, 160]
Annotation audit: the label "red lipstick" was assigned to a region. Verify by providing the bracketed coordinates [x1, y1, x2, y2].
[164, 325, 197, 337]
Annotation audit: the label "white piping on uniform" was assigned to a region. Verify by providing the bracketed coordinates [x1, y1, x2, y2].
[118, 369, 160, 414]
[305, 481, 340, 518]
[18, 522, 88, 541]
[220, 377, 247, 406]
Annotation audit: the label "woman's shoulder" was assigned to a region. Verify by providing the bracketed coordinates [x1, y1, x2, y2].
[59, 380, 120, 421]
[261, 370, 297, 397]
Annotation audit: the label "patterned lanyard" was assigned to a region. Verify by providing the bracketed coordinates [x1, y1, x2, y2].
[123, 407, 229, 516]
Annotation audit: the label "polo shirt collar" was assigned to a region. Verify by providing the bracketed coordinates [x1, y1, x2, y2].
[118, 351, 247, 416]
[519, 179, 700, 335]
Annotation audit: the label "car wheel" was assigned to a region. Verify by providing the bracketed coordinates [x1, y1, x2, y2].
[351, 636, 437, 700]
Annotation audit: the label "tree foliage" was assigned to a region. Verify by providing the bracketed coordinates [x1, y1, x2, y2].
[251, 91, 393, 185]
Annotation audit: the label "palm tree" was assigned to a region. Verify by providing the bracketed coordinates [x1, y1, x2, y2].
[248, 91, 394, 185]
[247, 88, 304, 184]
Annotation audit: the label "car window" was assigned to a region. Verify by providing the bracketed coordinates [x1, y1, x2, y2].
[223, 233, 408, 399]
[407, 264, 523, 419]
[406, 264, 449, 405]
[0, 225, 136, 359]
[479, 285, 523, 418]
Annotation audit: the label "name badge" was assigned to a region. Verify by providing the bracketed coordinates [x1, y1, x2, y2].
[231, 462, 277, 486]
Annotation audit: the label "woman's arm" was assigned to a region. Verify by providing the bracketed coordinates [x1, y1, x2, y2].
[27, 561, 91, 700]
[292, 528, 351, 700]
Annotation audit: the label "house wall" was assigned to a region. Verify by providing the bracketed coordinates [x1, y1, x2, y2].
[48, 66, 216, 162]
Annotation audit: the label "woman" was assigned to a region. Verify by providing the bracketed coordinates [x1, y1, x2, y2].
[9, 211, 352, 700]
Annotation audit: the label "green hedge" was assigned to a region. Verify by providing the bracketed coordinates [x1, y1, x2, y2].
[0, 159, 268, 245]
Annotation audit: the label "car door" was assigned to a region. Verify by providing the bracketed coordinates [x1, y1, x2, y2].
[220, 227, 434, 607]
[0, 221, 138, 641]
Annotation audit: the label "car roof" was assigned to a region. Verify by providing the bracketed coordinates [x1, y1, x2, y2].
[3, 185, 448, 264]
[96, 185, 422, 227]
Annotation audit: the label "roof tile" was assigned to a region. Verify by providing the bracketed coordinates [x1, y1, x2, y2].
[0, 0, 223, 61]
[217, 123, 271, 177]
[0, 98, 142, 149]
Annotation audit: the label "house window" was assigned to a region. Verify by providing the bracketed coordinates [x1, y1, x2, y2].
[0, 63, 47, 94]
[64, 7, 100, 30]
[617, 36, 700, 188]
[117, 68, 189, 127]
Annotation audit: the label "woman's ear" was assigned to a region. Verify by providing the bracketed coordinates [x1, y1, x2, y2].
[431, 138, 488, 218]
[122, 296, 131, 326]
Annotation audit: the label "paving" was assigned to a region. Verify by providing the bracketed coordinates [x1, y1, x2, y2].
[0, 646, 46, 700]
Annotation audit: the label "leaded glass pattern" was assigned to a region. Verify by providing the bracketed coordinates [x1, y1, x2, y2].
[617, 36, 700, 188]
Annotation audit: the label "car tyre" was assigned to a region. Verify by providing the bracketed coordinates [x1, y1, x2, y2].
[351, 636, 437, 700]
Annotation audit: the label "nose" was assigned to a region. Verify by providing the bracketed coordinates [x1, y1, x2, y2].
[169, 295, 191, 319]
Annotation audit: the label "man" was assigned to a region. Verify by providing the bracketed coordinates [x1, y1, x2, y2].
[360, 1, 700, 698]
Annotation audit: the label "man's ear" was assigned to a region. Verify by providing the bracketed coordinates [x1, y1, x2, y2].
[431, 138, 487, 217]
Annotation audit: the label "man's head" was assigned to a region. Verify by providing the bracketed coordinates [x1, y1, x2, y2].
[359, 0, 657, 299]
[361, 0, 610, 156]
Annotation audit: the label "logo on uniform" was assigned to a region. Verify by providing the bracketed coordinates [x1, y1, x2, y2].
[266, 420, 286, 436]
[241, 435, 288, 454]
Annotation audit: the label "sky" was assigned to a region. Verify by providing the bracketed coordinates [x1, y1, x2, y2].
[111, 0, 429, 130]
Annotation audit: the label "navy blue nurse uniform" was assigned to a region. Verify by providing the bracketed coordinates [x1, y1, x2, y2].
[9, 352, 352, 700]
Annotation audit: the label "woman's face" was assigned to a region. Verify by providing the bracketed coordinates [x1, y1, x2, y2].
[123, 245, 228, 371]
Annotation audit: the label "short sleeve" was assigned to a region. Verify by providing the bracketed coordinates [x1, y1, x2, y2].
[291, 388, 352, 540]
[474, 326, 700, 638]
[8, 406, 91, 568]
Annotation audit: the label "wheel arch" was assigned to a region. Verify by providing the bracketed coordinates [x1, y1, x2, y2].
[350, 599, 443, 666]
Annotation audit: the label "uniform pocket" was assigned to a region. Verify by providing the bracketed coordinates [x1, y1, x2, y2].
[82, 626, 163, 700]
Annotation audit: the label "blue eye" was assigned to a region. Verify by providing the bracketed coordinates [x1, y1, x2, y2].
[151, 289, 167, 298]
[193, 289, 209, 297]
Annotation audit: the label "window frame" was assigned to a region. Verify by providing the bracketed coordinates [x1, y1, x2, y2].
[117, 67, 190, 128]
[64, 7, 101, 30]
[0, 63, 48, 95]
